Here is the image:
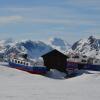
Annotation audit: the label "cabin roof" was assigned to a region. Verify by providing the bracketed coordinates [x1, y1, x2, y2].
[41, 49, 69, 58]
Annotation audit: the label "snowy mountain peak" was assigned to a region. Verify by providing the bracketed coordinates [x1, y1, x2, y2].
[50, 37, 66, 46]
[4, 38, 14, 44]
[49, 37, 71, 52]
[72, 36, 100, 58]
[88, 36, 96, 44]
[0, 38, 15, 53]
[5, 40, 53, 59]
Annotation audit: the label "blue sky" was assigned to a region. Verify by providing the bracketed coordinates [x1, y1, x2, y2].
[0, 0, 100, 43]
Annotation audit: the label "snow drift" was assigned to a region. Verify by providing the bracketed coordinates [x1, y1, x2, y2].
[0, 62, 100, 100]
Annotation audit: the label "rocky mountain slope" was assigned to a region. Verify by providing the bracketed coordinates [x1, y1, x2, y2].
[5, 40, 53, 59]
[72, 36, 100, 58]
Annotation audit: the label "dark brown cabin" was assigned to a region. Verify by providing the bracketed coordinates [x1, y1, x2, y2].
[41, 49, 69, 72]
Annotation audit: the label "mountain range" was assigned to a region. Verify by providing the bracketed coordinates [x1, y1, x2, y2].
[0, 37, 70, 59]
[0, 36, 100, 59]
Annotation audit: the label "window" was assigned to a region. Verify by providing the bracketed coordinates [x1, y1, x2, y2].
[18, 61, 20, 64]
[12, 59, 14, 62]
[83, 55, 87, 58]
[23, 62, 25, 65]
[21, 62, 23, 64]
[81, 59, 87, 63]
[15, 60, 17, 63]
[26, 63, 29, 66]
[95, 61, 98, 63]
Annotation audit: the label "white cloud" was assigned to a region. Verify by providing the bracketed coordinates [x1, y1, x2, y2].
[31, 18, 98, 27]
[0, 6, 99, 26]
[67, 0, 100, 7]
[0, 6, 79, 19]
[0, 15, 23, 25]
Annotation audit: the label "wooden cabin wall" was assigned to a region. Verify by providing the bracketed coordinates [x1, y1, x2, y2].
[43, 55, 67, 72]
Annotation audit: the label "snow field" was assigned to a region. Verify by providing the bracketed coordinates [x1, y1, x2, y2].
[0, 62, 100, 100]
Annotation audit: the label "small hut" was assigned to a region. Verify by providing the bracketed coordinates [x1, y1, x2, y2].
[41, 49, 69, 72]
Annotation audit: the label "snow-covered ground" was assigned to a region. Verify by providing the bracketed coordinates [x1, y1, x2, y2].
[0, 62, 100, 100]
